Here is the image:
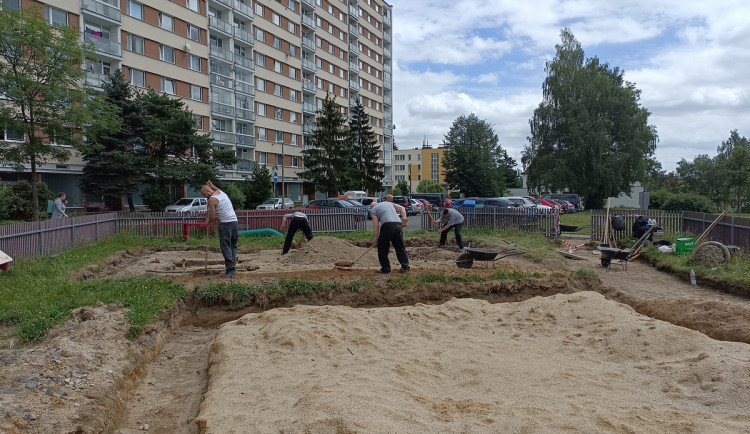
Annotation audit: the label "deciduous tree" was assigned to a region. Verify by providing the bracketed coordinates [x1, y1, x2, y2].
[523, 28, 658, 209]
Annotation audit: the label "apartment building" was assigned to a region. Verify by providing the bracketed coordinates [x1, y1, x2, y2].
[393, 144, 448, 193]
[0, 0, 393, 207]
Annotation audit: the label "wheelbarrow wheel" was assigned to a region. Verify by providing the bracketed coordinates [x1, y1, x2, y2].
[456, 252, 473, 269]
[600, 258, 611, 268]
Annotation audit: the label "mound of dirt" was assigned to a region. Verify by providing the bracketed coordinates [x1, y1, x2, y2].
[281, 236, 366, 265]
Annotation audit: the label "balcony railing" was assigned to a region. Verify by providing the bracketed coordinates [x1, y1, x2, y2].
[301, 58, 316, 72]
[237, 159, 254, 171]
[302, 102, 316, 114]
[349, 61, 359, 73]
[210, 45, 234, 62]
[301, 14, 315, 29]
[349, 5, 357, 17]
[83, 33, 121, 57]
[211, 102, 235, 117]
[82, 0, 121, 22]
[384, 15, 391, 27]
[383, 94, 391, 105]
[236, 134, 255, 146]
[233, 1, 253, 18]
[235, 108, 255, 121]
[301, 36, 315, 50]
[384, 77, 392, 88]
[383, 126, 392, 136]
[349, 80, 359, 91]
[349, 24, 358, 35]
[348, 43, 358, 54]
[210, 73, 233, 88]
[383, 47, 392, 58]
[384, 63, 391, 74]
[349, 97, 358, 107]
[209, 16, 232, 35]
[211, 130, 236, 144]
[301, 0, 314, 7]
[214, 0, 231, 8]
[234, 56, 254, 70]
[302, 80, 315, 93]
[383, 32, 391, 43]
[302, 123, 317, 135]
[84, 71, 109, 89]
[234, 26, 253, 45]
[235, 81, 255, 95]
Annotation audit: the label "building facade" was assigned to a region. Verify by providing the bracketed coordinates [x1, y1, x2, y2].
[393, 144, 448, 194]
[0, 0, 393, 207]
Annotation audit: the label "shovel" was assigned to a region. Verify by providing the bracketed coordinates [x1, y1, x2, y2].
[335, 245, 374, 269]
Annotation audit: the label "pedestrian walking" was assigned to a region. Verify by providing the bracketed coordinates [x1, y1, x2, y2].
[51, 192, 68, 220]
[280, 211, 313, 254]
[370, 200, 409, 274]
[201, 180, 238, 278]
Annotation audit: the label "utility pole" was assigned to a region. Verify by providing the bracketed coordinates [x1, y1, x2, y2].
[408, 162, 412, 193]
[281, 140, 285, 207]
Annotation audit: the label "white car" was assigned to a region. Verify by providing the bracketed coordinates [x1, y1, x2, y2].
[256, 198, 295, 209]
[502, 196, 550, 210]
[164, 197, 207, 213]
[410, 198, 423, 213]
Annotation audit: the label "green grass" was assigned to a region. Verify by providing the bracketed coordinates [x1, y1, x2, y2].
[559, 210, 591, 228]
[643, 246, 750, 289]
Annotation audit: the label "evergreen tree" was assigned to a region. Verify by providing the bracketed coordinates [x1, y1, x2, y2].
[299, 94, 353, 196]
[349, 98, 384, 192]
[241, 164, 273, 209]
[523, 28, 657, 209]
[80, 70, 147, 211]
[442, 113, 508, 197]
[0, 7, 117, 220]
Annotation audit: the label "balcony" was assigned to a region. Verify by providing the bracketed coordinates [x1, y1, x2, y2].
[348, 24, 358, 35]
[384, 110, 392, 122]
[302, 102, 316, 114]
[82, 0, 121, 23]
[349, 80, 359, 91]
[236, 134, 255, 147]
[213, 0, 231, 8]
[235, 81, 255, 95]
[348, 61, 359, 73]
[301, 14, 315, 30]
[384, 76, 392, 88]
[348, 43, 358, 55]
[234, 55, 254, 70]
[301, 58, 316, 72]
[209, 16, 232, 35]
[383, 125, 392, 136]
[384, 63, 391, 74]
[383, 94, 391, 105]
[83, 33, 121, 58]
[210, 45, 234, 63]
[302, 123, 317, 135]
[211, 102, 235, 117]
[234, 26, 253, 45]
[349, 5, 357, 17]
[301, 36, 315, 51]
[210, 73, 233, 89]
[384, 15, 391, 28]
[237, 159, 254, 171]
[301, 0, 314, 7]
[302, 80, 315, 93]
[383, 32, 391, 43]
[235, 108, 255, 121]
[349, 97, 358, 107]
[233, 1, 253, 18]
[383, 47, 391, 58]
[211, 130, 236, 144]
[84, 71, 109, 89]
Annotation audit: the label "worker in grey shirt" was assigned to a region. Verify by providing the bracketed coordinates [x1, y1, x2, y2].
[430, 208, 465, 250]
[370, 201, 409, 274]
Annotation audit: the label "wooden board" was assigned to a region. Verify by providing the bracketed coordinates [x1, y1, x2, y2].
[556, 250, 588, 261]
[0, 249, 12, 265]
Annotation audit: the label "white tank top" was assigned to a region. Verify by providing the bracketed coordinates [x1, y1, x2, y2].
[213, 191, 237, 222]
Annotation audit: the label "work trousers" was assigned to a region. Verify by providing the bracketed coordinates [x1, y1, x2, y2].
[283, 217, 314, 254]
[440, 223, 464, 249]
[377, 222, 409, 272]
[219, 221, 238, 272]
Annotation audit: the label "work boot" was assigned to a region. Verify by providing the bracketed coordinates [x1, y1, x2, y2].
[374, 268, 390, 274]
[222, 269, 236, 278]
[400, 265, 410, 273]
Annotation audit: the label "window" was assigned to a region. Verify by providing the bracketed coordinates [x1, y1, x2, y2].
[188, 25, 200, 41]
[2, 127, 24, 142]
[187, 0, 199, 12]
[212, 119, 227, 131]
[256, 103, 266, 116]
[292, 155, 299, 166]
[258, 128, 267, 141]
[431, 153, 439, 162]
[288, 22, 296, 34]
[274, 60, 281, 73]
[190, 85, 202, 100]
[290, 135, 298, 146]
[275, 108, 282, 120]
[237, 123, 250, 134]
[256, 28, 264, 43]
[276, 154, 283, 166]
[256, 53, 265, 67]
[162, 77, 175, 95]
[44, 6, 67, 26]
[290, 112, 297, 124]
[258, 151, 267, 164]
[192, 114, 203, 130]
[289, 90, 297, 101]
[273, 37, 281, 49]
[272, 13, 280, 26]
[255, 3, 263, 16]
[0, 0, 20, 11]
[289, 68, 297, 79]
[289, 1, 296, 12]
[257, 78, 265, 92]
[129, 68, 145, 87]
[127, 34, 144, 54]
[189, 54, 201, 71]
[127, 0, 143, 20]
[274, 84, 282, 97]
[289, 45, 297, 57]
[160, 45, 175, 63]
[159, 13, 173, 31]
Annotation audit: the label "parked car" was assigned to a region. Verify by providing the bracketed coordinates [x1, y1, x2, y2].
[341, 198, 372, 219]
[256, 197, 295, 209]
[559, 199, 577, 213]
[502, 196, 539, 209]
[305, 198, 368, 218]
[410, 193, 449, 208]
[164, 197, 207, 213]
[523, 196, 553, 211]
[359, 197, 379, 206]
[450, 197, 519, 209]
[410, 198, 424, 213]
[391, 195, 417, 215]
[542, 193, 583, 211]
[416, 198, 433, 211]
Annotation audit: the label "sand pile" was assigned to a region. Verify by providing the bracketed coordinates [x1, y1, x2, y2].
[281, 236, 371, 266]
[196, 292, 750, 432]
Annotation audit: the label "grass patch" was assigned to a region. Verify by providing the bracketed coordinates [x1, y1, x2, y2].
[644, 246, 750, 289]
[559, 210, 591, 228]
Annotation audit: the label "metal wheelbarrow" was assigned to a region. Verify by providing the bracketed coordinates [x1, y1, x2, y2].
[456, 247, 526, 269]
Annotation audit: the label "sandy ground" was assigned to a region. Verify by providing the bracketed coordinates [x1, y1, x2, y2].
[2, 235, 750, 433]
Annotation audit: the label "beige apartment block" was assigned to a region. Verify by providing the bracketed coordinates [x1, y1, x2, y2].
[1, 0, 392, 208]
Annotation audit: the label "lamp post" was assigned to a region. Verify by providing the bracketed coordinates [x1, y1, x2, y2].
[408, 162, 412, 193]
[281, 140, 285, 208]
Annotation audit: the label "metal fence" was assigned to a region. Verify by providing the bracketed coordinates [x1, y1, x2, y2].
[683, 212, 750, 250]
[589, 209, 682, 242]
[421, 207, 560, 236]
[0, 213, 118, 260]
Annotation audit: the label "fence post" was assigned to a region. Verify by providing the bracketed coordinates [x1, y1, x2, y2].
[95, 214, 99, 242]
[39, 221, 44, 257]
[730, 216, 735, 246]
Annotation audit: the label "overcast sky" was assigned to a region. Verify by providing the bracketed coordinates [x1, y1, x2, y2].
[388, 0, 750, 172]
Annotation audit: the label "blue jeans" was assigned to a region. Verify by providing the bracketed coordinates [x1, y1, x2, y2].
[218, 221, 238, 272]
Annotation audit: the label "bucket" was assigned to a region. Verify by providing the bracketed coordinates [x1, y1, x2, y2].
[675, 237, 695, 255]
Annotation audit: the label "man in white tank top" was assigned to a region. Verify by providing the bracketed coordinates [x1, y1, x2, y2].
[201, 180, 238, 278]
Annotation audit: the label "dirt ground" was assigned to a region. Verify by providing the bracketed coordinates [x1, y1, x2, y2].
[1, 235, 749, 433]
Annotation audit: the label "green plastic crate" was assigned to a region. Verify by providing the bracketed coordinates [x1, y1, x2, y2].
[675, 237, 695, 255]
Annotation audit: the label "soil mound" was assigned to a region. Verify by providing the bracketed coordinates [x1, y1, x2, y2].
[281, 236, 366, 265]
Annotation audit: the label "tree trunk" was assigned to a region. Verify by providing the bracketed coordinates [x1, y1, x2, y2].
[127, 195, 136, 212]
[31, 159, 39, 222]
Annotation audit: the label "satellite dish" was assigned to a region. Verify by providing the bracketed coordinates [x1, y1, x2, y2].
[185, 43, 192, 52]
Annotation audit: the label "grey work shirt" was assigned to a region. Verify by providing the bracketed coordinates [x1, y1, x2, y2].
[371, 202, 401, 223]
[443, 208, 465, 226]
[285, 211, 308, 221]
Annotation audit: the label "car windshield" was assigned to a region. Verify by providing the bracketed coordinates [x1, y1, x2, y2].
[173, 199, 194, 206]
[261, 199, 278, 204]
[347, 200, 364, 206]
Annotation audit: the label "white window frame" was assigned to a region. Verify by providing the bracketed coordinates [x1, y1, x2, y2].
[188, 25, 200, 41]
[160, 45, 175, 63]
[257, 78, 265, 92]
[190, 85, 202, 101]
[127, 34, 144, 54]
[274, 60, 282, 73]
[275, 131, 283, 143]
[272, 13, 281, 26]
[129, 68, 145, 87]
[257, 103, 266, 117]
[290, 112, 297, 124]
[159, 13, 174, 32]
[258, 128, 267, 141]
[2, 127, 25, 142]
[189, 54, 201, 71]
[127, 0, 143, 20]
[274, 84, 282, 97]
[45, 6, 68, 26]
[187, 0, 199, 12]
[161, 77, 176, 95]
[275, 108, 282, 120]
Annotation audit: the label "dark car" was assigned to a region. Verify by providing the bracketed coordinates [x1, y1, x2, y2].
[410, 193, 449, 208]
[390, 195, 417, 215]
[305, 198, 364, 214]
[341, 199, 372, 219]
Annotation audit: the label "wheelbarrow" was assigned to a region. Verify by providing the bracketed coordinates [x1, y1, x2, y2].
[456, 247, 526, 269]
[598, 225, 656, 270]
[559, 224, 590, 233]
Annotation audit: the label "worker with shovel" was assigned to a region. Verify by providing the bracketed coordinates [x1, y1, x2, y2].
[201, 180, 238, 278]
[280, 211, 313, 254]
[370, 200, 409, 274]
[429, 208, 465, 251]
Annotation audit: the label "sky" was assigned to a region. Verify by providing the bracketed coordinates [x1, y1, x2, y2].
[388, 0, 750, 172]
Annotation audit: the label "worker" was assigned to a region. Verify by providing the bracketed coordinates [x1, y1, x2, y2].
[280, 210, 313, 254]
[369, 200, 409, 274]
[430, 208, 465, 251]
[201, 180, 238, 278]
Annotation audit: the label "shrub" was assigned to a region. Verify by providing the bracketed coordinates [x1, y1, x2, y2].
[141, 184, 172, 212]
[223, 182, 246, 210]
[662, 193, 715, 212]
[0, 181, 54, 221]
[649, 189, 671, 210]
